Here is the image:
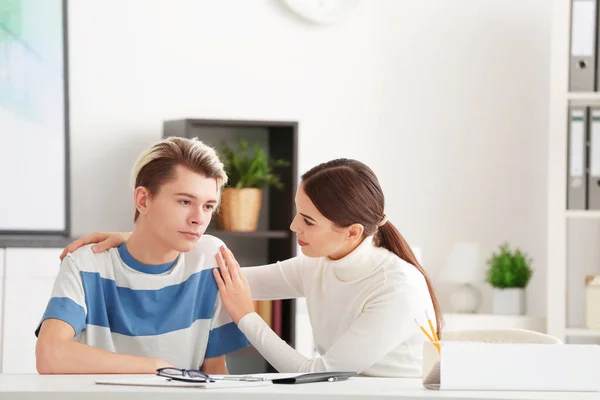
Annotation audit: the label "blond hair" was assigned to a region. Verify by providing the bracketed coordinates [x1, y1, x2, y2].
[131, 137, 227, 221]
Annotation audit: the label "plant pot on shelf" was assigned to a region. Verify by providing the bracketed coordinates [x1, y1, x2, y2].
[216, 188, 262, 231]
[486, 242, 532, 316]
[492, 287, 525, 315]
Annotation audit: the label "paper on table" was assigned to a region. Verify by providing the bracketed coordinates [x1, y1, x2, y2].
[212, 373, 303, 381]
[95, 375, 272, 389]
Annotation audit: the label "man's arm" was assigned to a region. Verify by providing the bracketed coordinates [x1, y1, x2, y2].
[36, 253, 173, 374]
[36, 319, 173, 374]
[201, 356, 228, 375]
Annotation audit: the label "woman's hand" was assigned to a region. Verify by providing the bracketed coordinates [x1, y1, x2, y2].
[59, 232, 132, 260]
[213, 246, 255, 324]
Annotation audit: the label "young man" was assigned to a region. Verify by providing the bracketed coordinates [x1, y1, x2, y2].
[35, 137, 250, 374]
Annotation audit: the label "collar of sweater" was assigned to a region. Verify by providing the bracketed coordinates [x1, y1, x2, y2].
[323, 235, 389, 282]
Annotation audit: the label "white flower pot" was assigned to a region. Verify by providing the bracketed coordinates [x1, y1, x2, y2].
[492, 288, 525, 315]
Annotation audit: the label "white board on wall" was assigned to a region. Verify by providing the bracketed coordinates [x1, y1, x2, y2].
[0, 0, 69, 234]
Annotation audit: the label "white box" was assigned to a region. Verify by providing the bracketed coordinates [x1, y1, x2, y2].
[585, 275, 600, 329]
[422, 341, 600, 391]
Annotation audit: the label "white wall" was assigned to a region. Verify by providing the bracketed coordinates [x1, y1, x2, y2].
[68, 0, 551, 317]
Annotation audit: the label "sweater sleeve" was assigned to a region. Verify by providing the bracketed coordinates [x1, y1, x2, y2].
[242, 256, 308, 300]
[236, 283, 425, 374]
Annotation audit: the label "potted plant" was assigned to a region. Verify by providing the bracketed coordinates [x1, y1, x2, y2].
[485, 242, 533, 315]
[216, 138, 289, 232]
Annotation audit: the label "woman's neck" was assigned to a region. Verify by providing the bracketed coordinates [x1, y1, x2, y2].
[324, 236, 385, 282]
[327, 236, 366, 261]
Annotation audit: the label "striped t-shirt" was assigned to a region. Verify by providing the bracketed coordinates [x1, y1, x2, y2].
[34, 234, 250, 369]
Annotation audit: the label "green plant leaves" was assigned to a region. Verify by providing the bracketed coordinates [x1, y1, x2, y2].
[217, 138, 290, 190]
[485, 242, 533, 289]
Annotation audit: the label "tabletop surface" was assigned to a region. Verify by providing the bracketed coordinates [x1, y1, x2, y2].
[0, 374, 599, 400]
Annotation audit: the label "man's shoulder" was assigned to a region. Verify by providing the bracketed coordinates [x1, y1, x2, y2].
[182, 234, 226, 272]
[65, 244, 116, 272]
[192, 234, 226, 254]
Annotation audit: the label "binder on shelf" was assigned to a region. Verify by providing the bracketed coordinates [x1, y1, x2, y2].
[257, 300, 273, 327]
[272, 300, 283, 337]
[568, 107, 589, 209]
[587, 108, 600, 208]
[569, 0, 598, 91]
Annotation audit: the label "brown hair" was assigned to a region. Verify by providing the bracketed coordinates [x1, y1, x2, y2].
[301, 158, 443, 335]
[131, 136, 227, 222]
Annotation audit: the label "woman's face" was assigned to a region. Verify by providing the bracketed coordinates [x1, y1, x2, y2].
[289, 184, 360, 260]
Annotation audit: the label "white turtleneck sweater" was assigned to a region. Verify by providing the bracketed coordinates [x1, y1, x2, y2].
[238, 235, 436, 378]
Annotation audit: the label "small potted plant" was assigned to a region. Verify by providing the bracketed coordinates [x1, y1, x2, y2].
[216, 138, 289, 232]
[485, 242, 533, 315]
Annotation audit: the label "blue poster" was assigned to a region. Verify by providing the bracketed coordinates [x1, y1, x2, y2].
[0, 0, 68, 233]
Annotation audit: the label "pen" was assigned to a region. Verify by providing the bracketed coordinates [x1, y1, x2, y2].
[327, 377, 348, 382]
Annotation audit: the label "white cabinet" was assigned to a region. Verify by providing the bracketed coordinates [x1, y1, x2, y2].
[0, 249, 4, 373]
[1, 248, 62, 374]
[546, 0, 600, 343]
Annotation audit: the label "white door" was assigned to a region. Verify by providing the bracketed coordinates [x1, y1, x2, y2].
[2, 248, 62, 373]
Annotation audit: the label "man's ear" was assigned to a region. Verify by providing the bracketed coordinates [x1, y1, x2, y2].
[348, 223, 364, 240]
[134, 186, 151, 217]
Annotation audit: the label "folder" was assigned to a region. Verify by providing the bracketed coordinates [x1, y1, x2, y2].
[568, 107, 589, 210]
[588, 108, 600, 209]
[257, 300, 273, 327]
[569, 0, 598, 91]
[422, 341, 600, 391]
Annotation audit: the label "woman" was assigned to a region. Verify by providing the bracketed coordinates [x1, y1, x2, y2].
[62, 158, 442, 378]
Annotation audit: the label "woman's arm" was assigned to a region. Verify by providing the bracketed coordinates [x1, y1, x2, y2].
[59, 233, 307, 300]
[236, 284, 423, 374]
[242, 257, 306, 300]
[212, 246, 306, 322]
[213, 246, 423, 374]
[59, 232, 131, 260]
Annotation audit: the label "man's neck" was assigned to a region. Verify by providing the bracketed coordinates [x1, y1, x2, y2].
[125, 226, 180, 266]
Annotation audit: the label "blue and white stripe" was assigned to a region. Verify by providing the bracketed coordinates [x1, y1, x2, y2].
[35, 235, 250, 369]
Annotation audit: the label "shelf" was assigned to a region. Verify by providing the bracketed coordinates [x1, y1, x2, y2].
[565, 210, 600, 219]
[567, 92, 600, 103]
[206, 230, 290, 239]
[565, 327, 600, 338]
[443, 313, 546, 332]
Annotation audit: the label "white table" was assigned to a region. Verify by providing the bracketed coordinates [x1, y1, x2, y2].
[0, 374, 598, 400]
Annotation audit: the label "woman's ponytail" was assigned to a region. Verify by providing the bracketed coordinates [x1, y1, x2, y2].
[375, 221, 444, 336]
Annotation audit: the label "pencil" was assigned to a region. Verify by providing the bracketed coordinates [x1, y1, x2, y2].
[414, 318, 434, 342]
[426, 310, 440, 343]
[414, 318, 441, 352]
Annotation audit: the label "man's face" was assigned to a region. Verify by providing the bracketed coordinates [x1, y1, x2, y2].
[142, 164, 218, 252]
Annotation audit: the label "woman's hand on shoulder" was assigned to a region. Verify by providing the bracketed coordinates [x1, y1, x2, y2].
[59, 232, 132, 260]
